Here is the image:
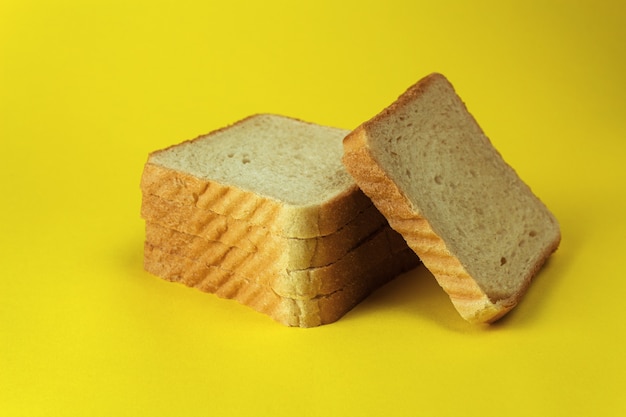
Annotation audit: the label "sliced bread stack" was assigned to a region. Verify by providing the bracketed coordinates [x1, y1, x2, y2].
[140, 114, 420, 327]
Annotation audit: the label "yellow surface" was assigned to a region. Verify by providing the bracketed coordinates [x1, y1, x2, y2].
[1, 0, 625, 415]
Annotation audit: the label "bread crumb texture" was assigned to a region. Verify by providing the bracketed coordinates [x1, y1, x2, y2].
[343, 73, 561, 323]
[149, 114, 353, 206]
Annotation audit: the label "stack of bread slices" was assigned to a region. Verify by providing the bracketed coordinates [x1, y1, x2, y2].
[140, 73, 561, 327]
[140, 114, 420, 327]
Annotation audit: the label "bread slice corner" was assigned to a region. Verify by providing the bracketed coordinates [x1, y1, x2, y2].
[342, 73, 561, 324]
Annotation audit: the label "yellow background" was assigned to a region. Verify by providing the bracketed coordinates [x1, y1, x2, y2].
[1, 0, 625, 415]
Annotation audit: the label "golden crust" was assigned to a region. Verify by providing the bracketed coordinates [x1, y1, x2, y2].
[144, 242, 419, 327]
[147, 221, 417, 299]
[141, 193, 388, 269]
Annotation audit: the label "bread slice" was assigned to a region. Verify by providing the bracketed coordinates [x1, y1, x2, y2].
[145, 221, 417, 299]
[141, 193, 388, 269]
[140, 114, 372, 238]
[342, 73, 561, 323]
[144, 242, 419, 327]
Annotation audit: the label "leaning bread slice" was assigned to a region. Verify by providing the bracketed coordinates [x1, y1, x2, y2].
[144, 243, 419, 327]
[342, 73, 561, 324]
[140, 114, 372, 239]
[146, 222, 417, 299]
[141, 193, 387, 268]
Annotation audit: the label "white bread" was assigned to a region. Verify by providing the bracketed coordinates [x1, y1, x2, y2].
[141, 113, 420, 326]
[141, 193, 388, 269]
[342, 73, 561, 323]
[145, 221, 417, 299]
[144, 243, 419, 327]
[140, 114, 372, 238]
